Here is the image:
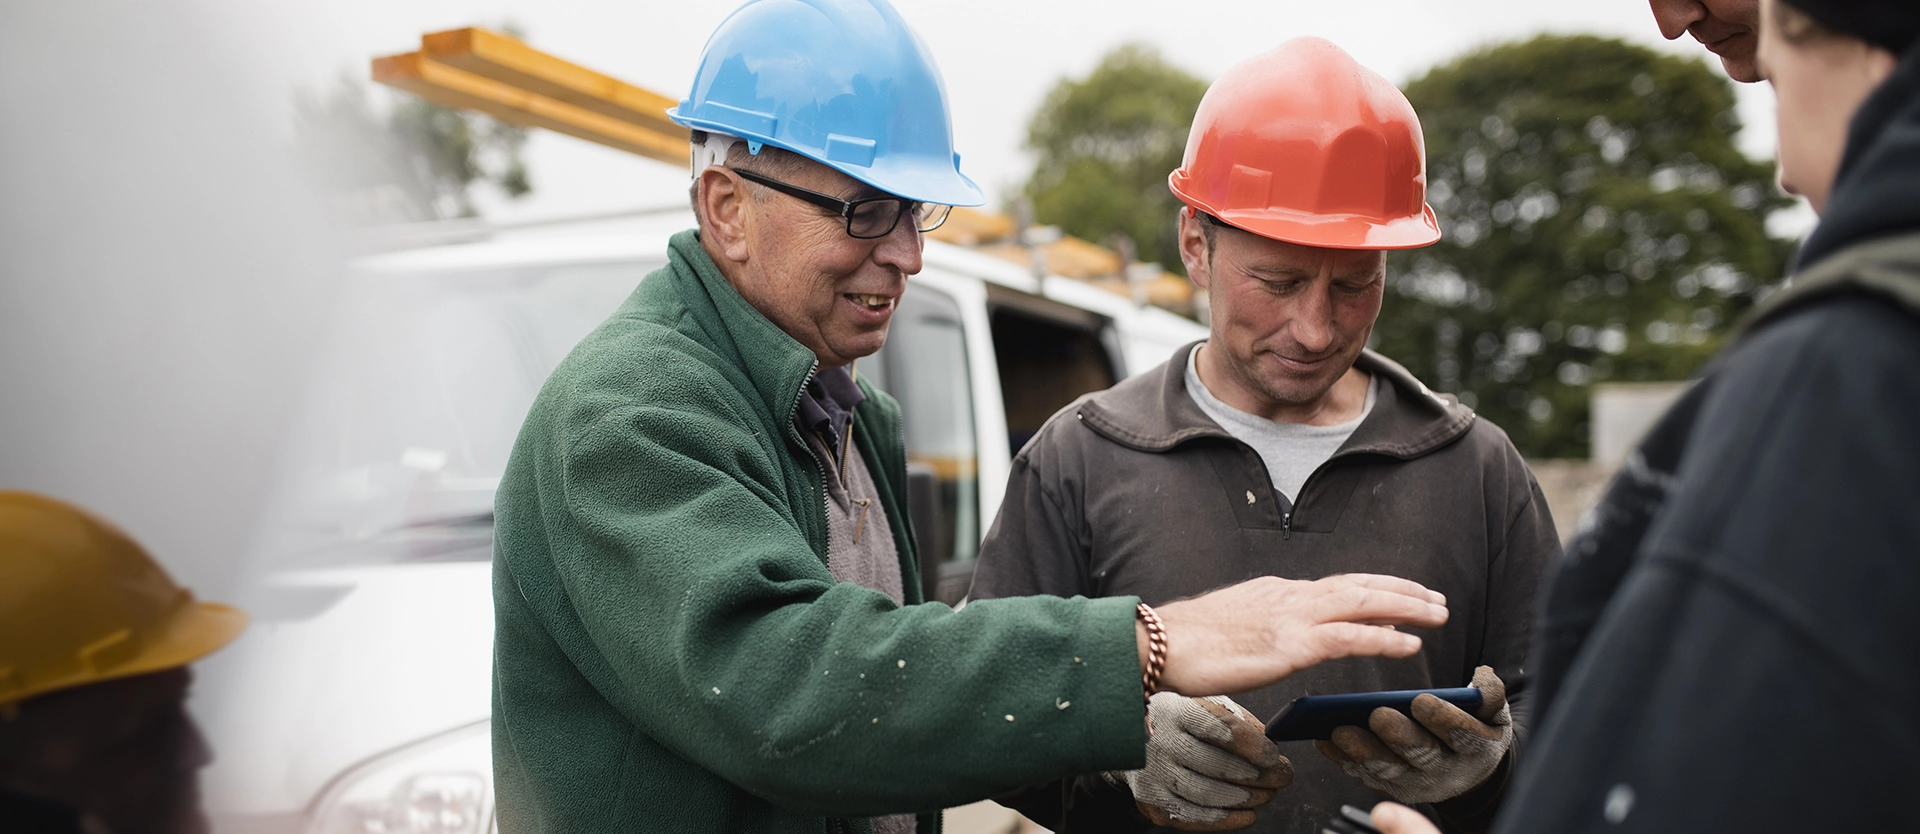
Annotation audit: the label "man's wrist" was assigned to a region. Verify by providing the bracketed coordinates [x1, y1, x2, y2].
[1431, 746, 1515, 833]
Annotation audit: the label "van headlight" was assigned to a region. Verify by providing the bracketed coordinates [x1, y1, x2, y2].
[308, 718, 493, 834]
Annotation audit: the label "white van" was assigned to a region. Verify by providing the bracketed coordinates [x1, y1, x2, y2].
[197, 210, 1205, 833]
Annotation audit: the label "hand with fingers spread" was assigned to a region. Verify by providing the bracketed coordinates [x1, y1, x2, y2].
[1142, 573, 1450, 697]
[1315, 666, 1513, 804]
[1112, 693, 1293, 831]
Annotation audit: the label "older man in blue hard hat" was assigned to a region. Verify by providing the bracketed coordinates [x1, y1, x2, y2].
[488, 1, 1456, 833]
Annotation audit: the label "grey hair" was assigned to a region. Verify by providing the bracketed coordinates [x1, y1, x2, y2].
[687, 132, 814, 227]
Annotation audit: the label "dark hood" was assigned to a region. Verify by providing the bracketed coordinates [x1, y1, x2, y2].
[1796, 43, 1920, 271]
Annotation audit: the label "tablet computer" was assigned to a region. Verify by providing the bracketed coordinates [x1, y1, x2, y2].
[1265, 687, 1482, 742]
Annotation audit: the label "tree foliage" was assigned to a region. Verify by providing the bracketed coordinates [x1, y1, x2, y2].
[1378, 35, 1794, 457]
[294, 78, 532, 224]
[1023, 44, 1207, 272]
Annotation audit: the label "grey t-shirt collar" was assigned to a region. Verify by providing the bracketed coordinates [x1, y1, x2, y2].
[1185, 345, 1377, 502]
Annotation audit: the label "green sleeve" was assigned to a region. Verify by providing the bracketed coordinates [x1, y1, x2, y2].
[534, 402, 1146, 816]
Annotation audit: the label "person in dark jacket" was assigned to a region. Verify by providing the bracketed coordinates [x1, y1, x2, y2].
[1372, 0, 1920, 832]
[969, 38, 1559, 834]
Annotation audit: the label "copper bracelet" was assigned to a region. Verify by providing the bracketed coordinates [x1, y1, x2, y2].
[1136, 601, 1167, 706]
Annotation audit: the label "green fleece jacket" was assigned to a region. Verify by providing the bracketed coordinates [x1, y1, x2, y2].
[491, 231, 1147, 833]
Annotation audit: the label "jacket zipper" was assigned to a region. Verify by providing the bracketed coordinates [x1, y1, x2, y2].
[786, 361, 833, 561]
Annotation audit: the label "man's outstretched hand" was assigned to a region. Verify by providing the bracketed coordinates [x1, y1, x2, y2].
[1141, 574, 1449, 696]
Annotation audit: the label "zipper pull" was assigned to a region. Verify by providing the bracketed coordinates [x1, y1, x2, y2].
[1282, 511, 1293, 540]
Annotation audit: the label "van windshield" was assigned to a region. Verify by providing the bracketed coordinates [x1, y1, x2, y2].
[259, 259, 651, 569]
[258, 259, 983, 576]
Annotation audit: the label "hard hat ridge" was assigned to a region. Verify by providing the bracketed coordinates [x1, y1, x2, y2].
[670, 0, 985, 207]
[1169, 36, 1441, 250]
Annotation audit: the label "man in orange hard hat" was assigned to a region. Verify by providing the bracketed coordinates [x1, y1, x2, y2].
[0, 491, 248, 834]
[971, 38, 1559, 833]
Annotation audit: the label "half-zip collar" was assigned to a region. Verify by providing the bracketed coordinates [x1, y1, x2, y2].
[1076, 341, 1476, 463]
[647, 231, 824, 433]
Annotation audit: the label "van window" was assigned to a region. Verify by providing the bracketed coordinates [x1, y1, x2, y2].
[863, 285, 980, 602]
[989, 305, 1119, 455]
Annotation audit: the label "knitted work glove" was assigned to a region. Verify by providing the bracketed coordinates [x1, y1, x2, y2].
[1108, 692, 1293, 831]
[1315, 666, 1513, 805]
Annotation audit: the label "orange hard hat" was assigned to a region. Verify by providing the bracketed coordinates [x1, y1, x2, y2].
[0, 491, 247, 706]
[1168, 37, 1441, 250]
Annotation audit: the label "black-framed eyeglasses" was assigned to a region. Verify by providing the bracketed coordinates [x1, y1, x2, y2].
[731, 167, 953, 239]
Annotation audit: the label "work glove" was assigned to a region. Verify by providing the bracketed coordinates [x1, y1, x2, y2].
[1314, 666, 1513, 805]
[1108, 692, 1293, 831]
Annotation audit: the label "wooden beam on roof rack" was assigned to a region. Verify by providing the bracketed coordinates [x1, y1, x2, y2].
[419, 28, 684, 138]
[372, 51, 688, 166]
[368, 28, 1195, 315]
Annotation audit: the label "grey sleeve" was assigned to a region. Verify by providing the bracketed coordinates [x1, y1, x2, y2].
[969, 436, 1096, 601]
[1432, 451, 1560, 834]
[1487, 459, 1559, 745]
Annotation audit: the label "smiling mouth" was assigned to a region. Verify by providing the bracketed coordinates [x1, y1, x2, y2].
[1274, 353, 1334, 371]
[846, 293, 896, 312]
[1700, 30, 1748, 52]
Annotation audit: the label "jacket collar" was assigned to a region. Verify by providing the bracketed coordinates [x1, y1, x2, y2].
[1077, 341, 1476, 460]
[1742, 229, 1920, 337]
[649, 230, 821, 426]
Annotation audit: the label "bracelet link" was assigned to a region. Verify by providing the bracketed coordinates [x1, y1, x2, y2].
[1136, 602, 1168, 706]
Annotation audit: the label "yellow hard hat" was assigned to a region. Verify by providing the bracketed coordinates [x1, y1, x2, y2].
[0, 491, 247, 706]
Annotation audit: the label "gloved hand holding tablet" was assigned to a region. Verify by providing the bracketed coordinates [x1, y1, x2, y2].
[1308, 666, 1515, 805]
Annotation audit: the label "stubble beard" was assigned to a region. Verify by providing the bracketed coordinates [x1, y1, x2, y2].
[1232, 344, 1349, 412]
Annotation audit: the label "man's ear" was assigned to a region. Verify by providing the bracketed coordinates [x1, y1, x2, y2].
[1177, 208, 1213, 292]
[697, 166, 753, 266]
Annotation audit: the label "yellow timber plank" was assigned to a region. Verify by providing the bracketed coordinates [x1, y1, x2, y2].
[421, 28, 685, 136]
[372, 52, 689, 166]
[925, 206, 1017, 246]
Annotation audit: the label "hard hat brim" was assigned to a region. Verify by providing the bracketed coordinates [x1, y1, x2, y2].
[0, 600, 248, 706]
[1171, 176, 1442, 251]
[671, 112, 986, 207]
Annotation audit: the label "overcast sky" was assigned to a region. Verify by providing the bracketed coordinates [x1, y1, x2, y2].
[203, 0, 1778, 222]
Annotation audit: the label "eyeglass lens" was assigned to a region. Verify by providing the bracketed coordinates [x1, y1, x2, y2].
[847, 200, 952, 239]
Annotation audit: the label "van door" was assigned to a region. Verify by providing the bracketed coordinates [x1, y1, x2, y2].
[864, 285, 982, 605]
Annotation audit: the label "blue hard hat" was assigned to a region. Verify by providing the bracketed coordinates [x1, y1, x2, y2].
[669, 0, 985, 207]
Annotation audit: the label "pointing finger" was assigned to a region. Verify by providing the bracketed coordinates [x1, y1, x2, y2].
[1313, 586, 1448, 630]
[1408, 694, 1502, 751]
[1368, 706, 1447, 769]
[1325, 573, 1447, 607]
[1305, 622, 1424, 661]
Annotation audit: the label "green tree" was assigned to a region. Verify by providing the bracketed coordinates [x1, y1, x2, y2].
[1023, 43, 1208, 272]
[294, 78, 532, 224]
[1377, 35, 1794, 457]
